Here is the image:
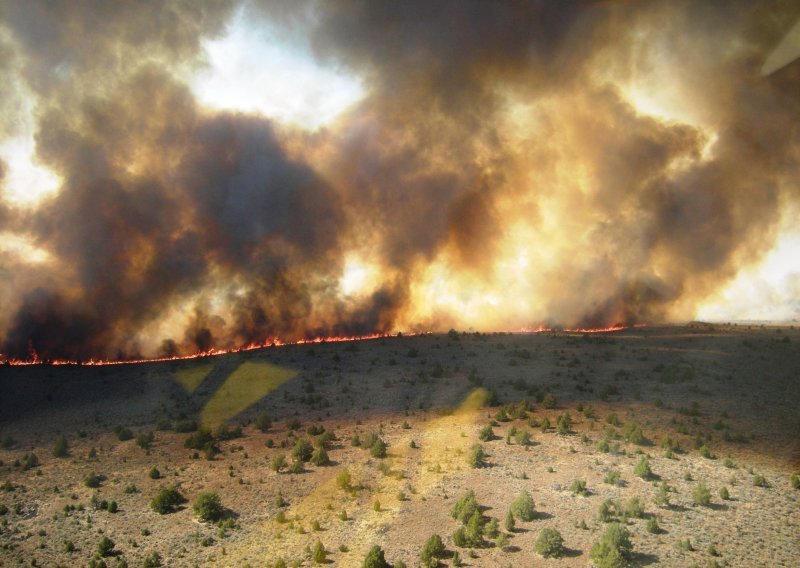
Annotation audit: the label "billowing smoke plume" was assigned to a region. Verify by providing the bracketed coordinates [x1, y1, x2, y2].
[0, 0, 798, 360]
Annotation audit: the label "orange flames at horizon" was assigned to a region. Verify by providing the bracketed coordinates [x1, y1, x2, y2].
[0, 324, 638, 367]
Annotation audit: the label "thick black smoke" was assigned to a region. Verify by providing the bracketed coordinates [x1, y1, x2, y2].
[0, 0, 798, 360]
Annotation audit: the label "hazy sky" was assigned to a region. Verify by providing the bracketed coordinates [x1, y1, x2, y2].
[0, 1, 798, 360]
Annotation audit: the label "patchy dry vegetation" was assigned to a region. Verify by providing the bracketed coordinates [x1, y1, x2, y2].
[0, 324, 799, 566]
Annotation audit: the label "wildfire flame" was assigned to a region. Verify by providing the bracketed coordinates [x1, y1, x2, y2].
[0, 332, 403, 367]
[519, 324, 635, 334]
[1, 324, 639, 367]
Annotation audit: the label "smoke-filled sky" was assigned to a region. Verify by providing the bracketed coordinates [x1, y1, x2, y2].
[0, 0, 798, 361]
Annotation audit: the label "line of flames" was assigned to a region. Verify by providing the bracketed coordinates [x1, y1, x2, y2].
[0, 332, 398, 367]
[519, 324, 631, 334]
[1, 324, 639, 367]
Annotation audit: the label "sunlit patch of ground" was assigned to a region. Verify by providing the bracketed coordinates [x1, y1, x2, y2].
[200, 361, 297, 426]
[172, 364, 214, 394]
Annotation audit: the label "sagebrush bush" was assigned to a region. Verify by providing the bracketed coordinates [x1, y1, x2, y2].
[654, 481, 671, 508]
[624, 497, 645, 518]
[136, 431, 155, 450]
[451, 490, 479, 523]
[535, 527, 564, 558]
[310, 446, 330, 466]
[114, 426, 133, 441]
[468, 444, 486, 468]
[370, 438, 388, 458]
[420, 534, 445, 566]
[97, 536, 115, 557]
[570, 479, 587, 496]
[336, 468, 352, 491]
[363, 545, 390, 568]
[590, 523, 633, 568]
[556, 413, 572, 434]
[254, 413, 272, 432]
[634, 456, 652, 479]
[53, 436, 69, 458]
[693, 482, 711, 506]
[292, 438, 313, 462]
[84, 471, 101, 488]
[150, 486, 185, 514]
[511, 490, 536, 521]
[193, 491, 224, 522]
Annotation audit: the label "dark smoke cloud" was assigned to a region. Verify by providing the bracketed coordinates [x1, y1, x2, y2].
[0, 0, 798, 359]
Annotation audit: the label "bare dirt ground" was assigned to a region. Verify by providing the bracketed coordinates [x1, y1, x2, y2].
[1, 324, 799, 567]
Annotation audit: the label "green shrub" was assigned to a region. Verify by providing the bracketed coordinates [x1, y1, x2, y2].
[753, 474, 768, 487]
[597, 439, 610, 453]
[114, 426, 133, 441]
[542, 393, 556, 409]
[451, 490, 479, 523]
[150, 486, 185, 514]
[719, 486, 729, 500]
[420, 534, 445, 566]
[556, 413, 572, 435]
[622, 422, 645, 445]
[292, 438, 314, 462]
[84, 471, 102, 488]
[336, 468, 352, 491]
[184, 428, 213, 450]
[193, 491, 224, 522]
[514, 429, 531, 446]
[597, 499, 617, 522]
[312, 540, 326, 564]
[21, 452, 39, 470]
[590, 523, 633, 568]
[646, 516, 660, 533]
[271, 453, 287, 473]
[136, 431, 155, 450]
[370, 438, 388, 459]
[63, 539, 75, 553]
[97, 536, 115, 557]
[693, 482, 711, 506]
[478, 424, 494, 442]
[604, 470, 620, 485]
[511, 490, 536, 521]
[654, 481, 671, 508]
[465, 510, 485, 546]
[148, 466, 161, 480]
[791, 473, 800, 489]
[108, 500, 118, 513]
[540, 416, 551, 432]
[535, 528, 564, 558]
[699, 445, 714, 459]
[142, 551, 162, 568]
[53, 436, 69, 458]
[214, 423, 242, 440]
[570, 479, 587, 496]
[467, 444, 486, 468]
[363, 545, 390, 568]
[504, 509, 515, 532]
[624, 497, 644, 518]
[310, 446, 330, 466]
[633, 456, 652, 479]
[255, 413, 272, 432]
